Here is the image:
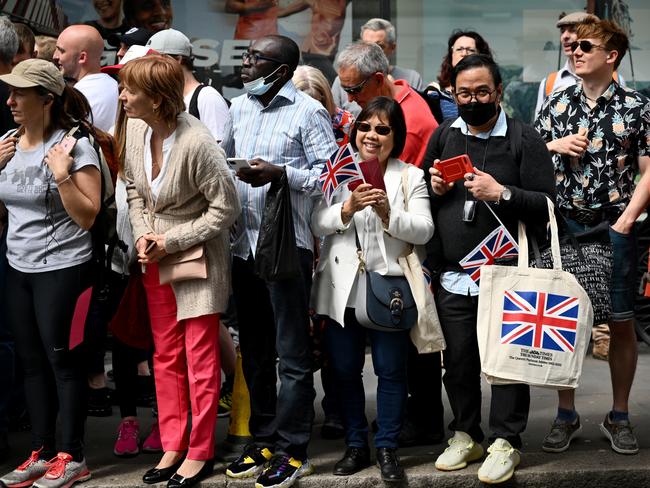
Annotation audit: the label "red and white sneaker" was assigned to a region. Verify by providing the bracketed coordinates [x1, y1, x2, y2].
[114, 419, 140, 457]
[0, 449, 50, 487]
[33, 452, 91, 488]
[142, 422, 162, 453]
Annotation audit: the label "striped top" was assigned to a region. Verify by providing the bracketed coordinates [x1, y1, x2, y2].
[222, 80, 338, 258]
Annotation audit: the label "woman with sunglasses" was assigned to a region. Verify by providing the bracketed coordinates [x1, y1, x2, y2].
[311, 96, 434, 483]
[0, 59, 101, 488]
[120, 55, 239, 488]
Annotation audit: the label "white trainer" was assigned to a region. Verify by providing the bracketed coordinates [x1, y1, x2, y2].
[434, 431, 484, 471]
[477, 438, 520, 484]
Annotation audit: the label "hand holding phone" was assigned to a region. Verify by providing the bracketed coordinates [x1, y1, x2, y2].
[144, 240, 156, 254]
[434, 154, 474, 184]
[227, 158, 251, 172]
[58, 135, 77, 155]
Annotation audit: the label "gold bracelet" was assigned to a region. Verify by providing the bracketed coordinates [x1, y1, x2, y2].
[56, 174, 72, 185]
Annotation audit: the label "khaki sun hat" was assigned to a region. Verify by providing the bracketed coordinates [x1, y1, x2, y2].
[0, 58, 65, 96]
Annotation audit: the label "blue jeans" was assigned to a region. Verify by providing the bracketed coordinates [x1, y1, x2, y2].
[565, 219, 637, 321]
[325, 309, 409, 449]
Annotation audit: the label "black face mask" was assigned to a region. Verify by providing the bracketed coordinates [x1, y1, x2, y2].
[458, 101, 498, 127]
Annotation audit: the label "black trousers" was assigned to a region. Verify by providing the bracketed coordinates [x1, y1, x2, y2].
[405, 343, 444, 438]
[7, 262, 91, 459]
[436, 287, 530, 448]
[232, 249, 315, 460]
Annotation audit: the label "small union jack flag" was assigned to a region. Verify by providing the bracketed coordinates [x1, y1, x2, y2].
[318, 144, 362, 206]
[501, 290, 579, 353]
[459, 225, 518, 285]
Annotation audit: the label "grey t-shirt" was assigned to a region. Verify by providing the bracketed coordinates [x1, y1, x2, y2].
[0, 129, 100, 272]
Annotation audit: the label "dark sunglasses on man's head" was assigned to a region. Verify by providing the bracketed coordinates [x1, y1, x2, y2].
[341, 76, 372, 95]
[355, 121, 392, 136]
[570, 40, 606, 53]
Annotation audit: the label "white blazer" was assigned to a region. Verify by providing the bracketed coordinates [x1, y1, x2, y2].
[310, 158, 434, 327]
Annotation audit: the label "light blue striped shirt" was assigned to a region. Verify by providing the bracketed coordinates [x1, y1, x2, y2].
[222, 80, 338, 259]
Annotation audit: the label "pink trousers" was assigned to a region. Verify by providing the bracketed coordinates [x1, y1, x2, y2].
[143, 264, 220, 460]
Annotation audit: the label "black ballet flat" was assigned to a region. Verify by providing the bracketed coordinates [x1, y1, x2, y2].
[167, 459, 214, 488]
[143, 456, 185, 484]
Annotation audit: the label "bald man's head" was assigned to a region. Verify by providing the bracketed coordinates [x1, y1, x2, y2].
[53, 24, 104, 81]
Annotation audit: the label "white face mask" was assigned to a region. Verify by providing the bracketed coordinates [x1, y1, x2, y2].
[243, 65, 285, 96]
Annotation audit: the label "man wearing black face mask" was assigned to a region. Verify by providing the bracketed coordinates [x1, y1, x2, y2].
[221, 35, 337, 488]
[421, 54, 556, 484]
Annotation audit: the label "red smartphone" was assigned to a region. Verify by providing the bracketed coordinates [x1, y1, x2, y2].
[348, 157, 386, 192]
[58, 135, 77, 155]
[435, 154, 474, 183]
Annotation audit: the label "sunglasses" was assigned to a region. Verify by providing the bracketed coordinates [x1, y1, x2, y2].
[355, 121, 392, 136]
[242, 51, 283, 65]
[570, 40, 606, 53]
[341, 76, 372, 95]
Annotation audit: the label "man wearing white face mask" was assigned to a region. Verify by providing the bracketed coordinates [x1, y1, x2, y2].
[221, 35, 337, 488]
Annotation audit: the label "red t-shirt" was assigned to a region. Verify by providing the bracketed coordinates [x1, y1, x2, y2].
[393, 79, 438, 167]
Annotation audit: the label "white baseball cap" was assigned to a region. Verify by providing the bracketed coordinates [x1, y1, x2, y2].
[146, 28, 192, 57]
[101, 45, 158, 74]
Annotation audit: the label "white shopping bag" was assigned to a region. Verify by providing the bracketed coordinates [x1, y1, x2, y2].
[476, 199, 593, 389]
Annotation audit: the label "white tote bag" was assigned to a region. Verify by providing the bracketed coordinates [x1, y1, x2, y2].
[476, 198, 593, 389]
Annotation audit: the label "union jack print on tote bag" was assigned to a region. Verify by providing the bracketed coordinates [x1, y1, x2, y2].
[476, 199, 593, 389]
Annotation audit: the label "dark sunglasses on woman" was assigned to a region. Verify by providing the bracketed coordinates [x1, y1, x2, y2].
[355, 121, 392, 136]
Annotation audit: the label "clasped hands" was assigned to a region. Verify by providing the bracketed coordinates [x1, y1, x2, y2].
[341, 183, 390, 225]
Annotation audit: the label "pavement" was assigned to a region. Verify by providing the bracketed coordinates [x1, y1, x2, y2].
[3, 344, 650, 487]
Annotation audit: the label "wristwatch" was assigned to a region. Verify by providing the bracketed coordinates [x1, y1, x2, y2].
[498, 185, 512, 203]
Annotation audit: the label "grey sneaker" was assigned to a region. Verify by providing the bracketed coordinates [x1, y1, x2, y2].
[33, 452, 91, 488]
[600, 414, 639, 455]
[0, 450, 50, 487]
[542, 415, 582, 453]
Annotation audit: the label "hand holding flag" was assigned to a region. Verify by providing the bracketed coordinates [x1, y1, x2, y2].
[318, 144, 363, 206]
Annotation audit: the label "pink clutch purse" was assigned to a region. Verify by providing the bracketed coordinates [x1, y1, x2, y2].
[158, 245, 207, 284]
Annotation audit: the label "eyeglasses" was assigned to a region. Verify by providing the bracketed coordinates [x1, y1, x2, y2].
[570, 40, 606, 53]
[455, 88, 496, 104]
[453, 46, 478, 55]
[355, 121, 392, 136]
[341, 76, 372, 95]
[242, 51, 283, 65]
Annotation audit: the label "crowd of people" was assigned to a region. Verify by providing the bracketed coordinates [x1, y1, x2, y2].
[0, 8, 648, 488]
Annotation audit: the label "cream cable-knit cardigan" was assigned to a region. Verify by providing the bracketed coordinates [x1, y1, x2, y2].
[124, 112, 241, 320]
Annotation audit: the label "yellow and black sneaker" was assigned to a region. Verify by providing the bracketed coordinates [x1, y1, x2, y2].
[255, 455, 314, 488]
[226, 444, 273, 479]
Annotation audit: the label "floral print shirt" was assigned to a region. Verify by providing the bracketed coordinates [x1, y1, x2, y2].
[534, 81, 650, 214]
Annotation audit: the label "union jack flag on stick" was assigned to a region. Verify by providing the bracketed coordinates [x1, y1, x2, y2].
[459, 225, 518, 285]
[318, 144, 363, 206]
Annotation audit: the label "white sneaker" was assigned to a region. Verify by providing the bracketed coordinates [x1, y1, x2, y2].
[477, 438, 520, 484]
[434, 431, 484, 471]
